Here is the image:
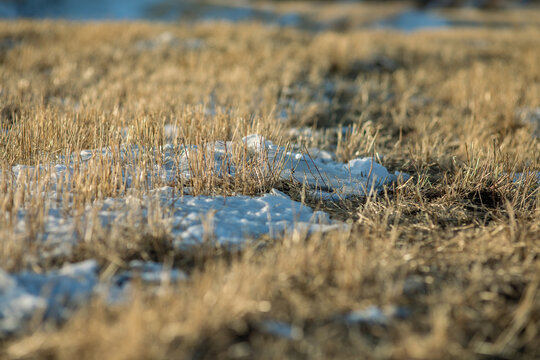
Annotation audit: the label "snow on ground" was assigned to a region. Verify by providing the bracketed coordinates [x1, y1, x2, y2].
[0, 259, 186, 337]
[1, 134, 408, 337]
[2, 132, 535, 338]
[260, 305, 410, 340]
[7, 185, 348, 255]
[159, 187, 346, 248]
[512, 171, 540, 185]
[261, 320, 303, 340]
[373, 10, 448, 32]
[179, 134, 408, 196]
[7, 134, 402, 256]
[20, 134, 404, 197]
[0, 185, 345, 337]
[342, 305, 410, 327]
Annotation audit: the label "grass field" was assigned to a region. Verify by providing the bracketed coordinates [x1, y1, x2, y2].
[1, 5, 540, 359]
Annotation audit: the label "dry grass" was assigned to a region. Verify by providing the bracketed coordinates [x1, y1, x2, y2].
[0, 9, 540, 360]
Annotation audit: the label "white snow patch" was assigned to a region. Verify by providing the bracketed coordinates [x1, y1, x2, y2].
[0, 260, 187, 337]
[157, 187, 348, 248]
[5, 134, 403, 254]
[15, 134, 404, 197]
[6, 134, 405, 260]
[0, 260, 98, 336]
[235, 135, 405, 196]
[6, 184, 348, 256]
[1, 134, 406, 337]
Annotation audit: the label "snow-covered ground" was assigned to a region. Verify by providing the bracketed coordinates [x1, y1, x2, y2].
[0, 256, 412, 338]
[0, 259, 186, 337]
[11, 133, 405, 196]
[0, 187, 345, 337]
[5, 130, 539, 337]
[6, 135, 402, 254]
[1, 134, 410, 337]
[373, 10, 449, 32]
[0, 0, 301, 25]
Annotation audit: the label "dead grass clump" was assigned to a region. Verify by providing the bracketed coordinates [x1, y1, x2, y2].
[176, 137, 288, 197]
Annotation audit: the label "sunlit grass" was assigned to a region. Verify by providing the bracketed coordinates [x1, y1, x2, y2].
[0, 14, 539, 359]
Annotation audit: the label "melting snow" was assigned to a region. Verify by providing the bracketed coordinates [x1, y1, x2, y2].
[230, 135, 406, 196]
[0, 260, 187, 337]
[11, 133, 405, 196]
[343, 305, 410, 327]
[512, 171, 540, 185]
[374, 10, 448, 32]
[160, 188, 346, 248]
[6, 134, 404, 251]
[1, 134, 407, 336]
[6, 186, 348, 252]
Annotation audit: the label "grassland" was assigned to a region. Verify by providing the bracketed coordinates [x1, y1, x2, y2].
[1, 7, 540, 359]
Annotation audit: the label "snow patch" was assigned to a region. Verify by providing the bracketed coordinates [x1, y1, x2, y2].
[374, 10, 448, 32]
[343, 305, 410, 327]
[512, 171, 540, 185]
[237, 135, 406, 196]
[0, 260, 98, 336]
[0, 260, 187, 337]
[6, 134, 403, 254]
[158, 187, 348, 248]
